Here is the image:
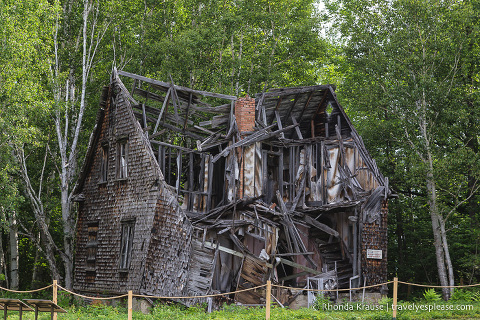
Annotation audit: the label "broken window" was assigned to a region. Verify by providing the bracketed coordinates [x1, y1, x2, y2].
[87, 221, 99, 263]
[282, 146, 301, 203]
[99, 144, 108, 182]
[157, 143, 222, 212]
[262, 147, 281, 204]
[119, 219, 135, 270]
[117, 140, 128, 179]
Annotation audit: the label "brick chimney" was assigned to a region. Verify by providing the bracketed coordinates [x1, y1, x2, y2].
[235, 96, 256, 135]
[234, 96, 256, 199]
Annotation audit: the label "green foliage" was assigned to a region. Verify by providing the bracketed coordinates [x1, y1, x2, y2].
[423, 289, 442, 303]
[327, 0, 480, 288]
[450, 289, 480, 302]
[312, 294, 332, 311]
[2, 301, 477, 319]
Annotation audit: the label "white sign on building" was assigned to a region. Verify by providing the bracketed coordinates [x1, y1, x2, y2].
[367, 249, 382, 259]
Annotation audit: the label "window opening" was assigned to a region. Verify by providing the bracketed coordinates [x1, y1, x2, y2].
[100, 145, 108, 182]
[117, 140, 128, 179]
[120, 219, 135, 270]
[86, 221, 99, 282]
[325, 102, 333, 117]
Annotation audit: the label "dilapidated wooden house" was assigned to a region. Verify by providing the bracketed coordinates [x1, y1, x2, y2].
[73, 69, 391, 305]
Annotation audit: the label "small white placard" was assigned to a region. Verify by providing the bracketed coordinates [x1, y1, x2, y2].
[367, 249, 382, 259]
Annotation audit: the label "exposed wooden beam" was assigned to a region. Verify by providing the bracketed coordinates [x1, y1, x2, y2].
[279, 271, 310, 282]
[289, 91, 315, 139]
[304, 215, 339, 237]
[203, 241, 273, 268]
[150, 140, 201, 154]
[284, 93, 300, 125]
[278, 257, 320, 275]
[153, 87, 171, 134]
[254, 85, 334, 98]
[119, 70, 237, 100]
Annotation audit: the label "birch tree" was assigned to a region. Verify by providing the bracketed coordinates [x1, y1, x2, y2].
[48, 0, 109, 288]
[328, 0, 480, 299]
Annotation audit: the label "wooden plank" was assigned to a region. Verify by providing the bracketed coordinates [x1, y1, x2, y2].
[198, 114, 229, 128]
[153, 118, 204, 140]
[291, 116, 303, 140]
[134, 87, 167, 104]
[290, 91, 315, 139]
[275, 110, 285, 139]
[153, 87, 171, 134]
[118, 70, 237, 100]
[279, 271, 310, 282]
[167, 146, 172, 184]
[279, 151, 284, 198]
[276, 190, 288, 214]
[141, 103, 147, 129]
[183, 92, 192, 130]
[269, 97, 283, 124]
[254, 85, 332, 98]
[275, 252, 314, 256]
[206, 156, 213, 212]
[304, 215, 339, 237]
[202, 241, 273, 268]
[169, 75, 180, 123]
[150, 140, 200, 154]
[278, 257, 320, 275]
[212, 123, 298, 163]
[284, 93, 300, 124]
[157, 145, 163, 174]
[189, 152, 194, 211]
[176, 150, 182, 197]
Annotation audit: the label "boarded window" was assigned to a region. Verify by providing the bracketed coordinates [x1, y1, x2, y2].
[119, 219, 135, 270]
[100, 145, 108, 182]
[86, 221, 99, 283]
[117, 140, 128, 179]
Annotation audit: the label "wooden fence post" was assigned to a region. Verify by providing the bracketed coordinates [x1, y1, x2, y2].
[265, 280, 272, 320]
[53, 280, 58, 320]
[392, 277, 398, 320]
[128, 290, 133, 320]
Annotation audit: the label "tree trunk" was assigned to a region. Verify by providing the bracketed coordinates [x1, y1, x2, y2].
[0, 228, 8, 288]
[8, 211, 19, 290]
[426, 169, 450, 299]
[440, 219, 455, 297]
[61, 186, 74, 289]
[15, 146, 62, 283]
[31, 232, 41, 289]
[421, 90, 451, 300]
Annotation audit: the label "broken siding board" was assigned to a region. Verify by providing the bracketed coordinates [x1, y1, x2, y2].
[243, 144, 255, 197]
[234, 256, 269, 305]
[187, 240, 217, 296]
[212, 123, 298, 163]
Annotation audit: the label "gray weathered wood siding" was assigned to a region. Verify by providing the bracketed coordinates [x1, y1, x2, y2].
[74, 73, 192, 296]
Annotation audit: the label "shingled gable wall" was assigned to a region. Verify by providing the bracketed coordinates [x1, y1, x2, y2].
[74, 71, 192, 296]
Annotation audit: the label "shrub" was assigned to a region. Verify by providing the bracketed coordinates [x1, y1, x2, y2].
[450, 288, 480, 302]
[423, 288, 441, 302]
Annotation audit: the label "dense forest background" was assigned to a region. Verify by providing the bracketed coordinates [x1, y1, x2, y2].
[0, 0, 478, 299]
